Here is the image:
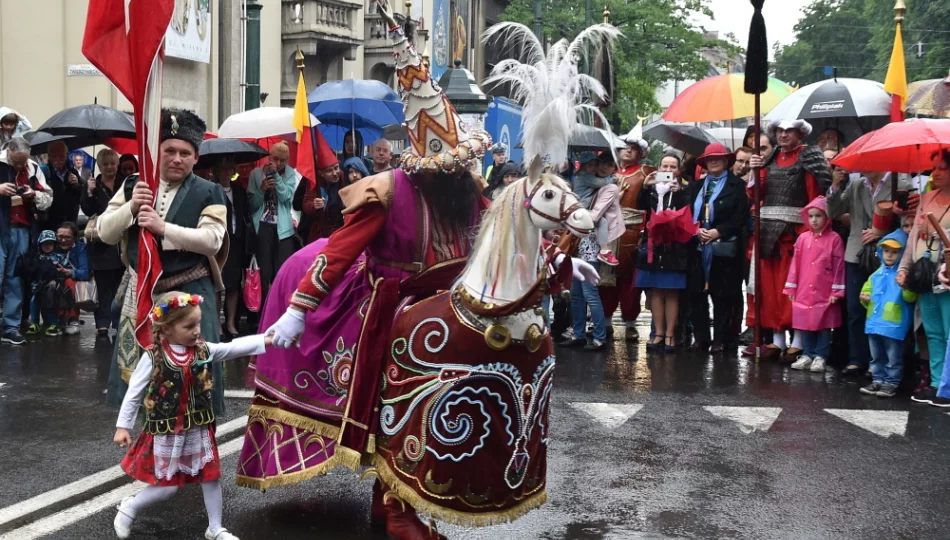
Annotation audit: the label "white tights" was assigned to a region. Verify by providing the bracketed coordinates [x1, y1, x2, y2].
[119, 481, 223, 533]
[772, 331, 803, 350]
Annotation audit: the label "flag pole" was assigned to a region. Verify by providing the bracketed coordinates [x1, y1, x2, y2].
[744, 0, 768, 361]
[296, 47, 328, 233]
[887, 0, 907, 205]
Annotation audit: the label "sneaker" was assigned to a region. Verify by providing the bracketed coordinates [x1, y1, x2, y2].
[876, 383, 898, 398]
[64, 322, 80, 335]
[810, 357, 826, 373]
[584, 340, 606, 351]
[790, 355, 813, 370]
[597, 250, 620, 266]
[930, 396, 950, 408]
[2, 331, 26, 345]
[860, 382, 883, 395]
[25, 323, 41, 335]
[45, 325, 63, 337]
[911, 386, 937, 405]
[205, 527, 240, 540]
[114, 497, 135, 539]
[561, 328, 575, 340]
[559, 338, 586, 348]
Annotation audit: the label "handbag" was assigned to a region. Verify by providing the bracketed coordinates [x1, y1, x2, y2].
[73, 278, 99, 312]
[905, 255, 938, 294]
[856, 243, 881, 275]
[243, 256, 262, 313]
[710, 236, 738, 258]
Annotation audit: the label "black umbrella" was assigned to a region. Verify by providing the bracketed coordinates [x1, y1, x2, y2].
[24, 132, 101, 155]
[36, 104, 135, 140]
[195, 138, 268, 169]
[643, 120, 717, 156]
[568, 124, 627, 152]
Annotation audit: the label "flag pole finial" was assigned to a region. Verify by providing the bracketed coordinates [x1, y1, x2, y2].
[295, 46, 305, 70]
[894, 0, 906, 23]
[603, 3, 610, 24]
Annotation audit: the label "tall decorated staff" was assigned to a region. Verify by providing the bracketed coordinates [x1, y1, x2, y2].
[744, 0, 768, 359]
[82, 0, 174, 349]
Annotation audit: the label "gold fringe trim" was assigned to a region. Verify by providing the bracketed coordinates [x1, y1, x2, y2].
[247, 404, 342, 441]
[236, 450, 354, 491]
[371, 456, 548, 528]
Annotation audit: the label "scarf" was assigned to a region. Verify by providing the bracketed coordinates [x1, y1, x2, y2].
[693, 170, 728, 227]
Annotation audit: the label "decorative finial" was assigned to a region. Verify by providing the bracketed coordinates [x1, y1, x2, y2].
[406, 0, 412, 16]
[603, 3, 610, 24]
[295, 46, 305, 70]
[894, 0, 906, 23]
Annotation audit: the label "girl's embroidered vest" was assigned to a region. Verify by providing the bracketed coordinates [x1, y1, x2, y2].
[143, 342, 215, 435]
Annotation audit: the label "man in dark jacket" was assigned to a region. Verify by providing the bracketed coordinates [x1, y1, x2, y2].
[44, 140, 84, 231]
[0, 137, 53, 345]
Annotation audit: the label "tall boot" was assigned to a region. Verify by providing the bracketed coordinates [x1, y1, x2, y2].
[371, 480, 386, 531]
[383, 493, 447, 540]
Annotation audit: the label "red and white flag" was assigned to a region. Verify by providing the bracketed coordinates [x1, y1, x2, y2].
[82, 0, 174, 349]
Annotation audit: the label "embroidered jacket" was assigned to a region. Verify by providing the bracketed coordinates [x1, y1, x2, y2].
[143, 342, 215, 435]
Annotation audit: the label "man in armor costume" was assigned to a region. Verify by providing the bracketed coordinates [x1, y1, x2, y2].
[747, 119, 832, 359]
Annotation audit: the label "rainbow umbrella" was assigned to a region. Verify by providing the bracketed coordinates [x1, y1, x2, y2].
[662, 74, 795, 123]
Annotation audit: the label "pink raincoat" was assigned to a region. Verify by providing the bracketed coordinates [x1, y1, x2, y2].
[783, 196, 846, 331]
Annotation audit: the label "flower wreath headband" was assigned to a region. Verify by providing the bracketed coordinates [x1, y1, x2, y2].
[150, 294, 204, 321]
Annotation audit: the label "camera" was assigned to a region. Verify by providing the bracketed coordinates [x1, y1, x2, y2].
[15, 185, 27, 195]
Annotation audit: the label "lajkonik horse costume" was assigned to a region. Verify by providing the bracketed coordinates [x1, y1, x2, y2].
[239, 2, 616, 535]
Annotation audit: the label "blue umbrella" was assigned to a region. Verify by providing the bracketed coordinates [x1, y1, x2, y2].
[308, 80, 405, 150]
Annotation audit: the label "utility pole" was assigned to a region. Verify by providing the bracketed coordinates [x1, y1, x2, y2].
[244, 0, 263, 111]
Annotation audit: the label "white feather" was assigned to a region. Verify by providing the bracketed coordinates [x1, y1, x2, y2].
[484, 22, 621, 169]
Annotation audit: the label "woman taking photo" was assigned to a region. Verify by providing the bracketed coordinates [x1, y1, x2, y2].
[80, 148, 125, 339]
[638, 153, 691, 352]
[900, 149, 950, 406]
[686, 143, 749, 352]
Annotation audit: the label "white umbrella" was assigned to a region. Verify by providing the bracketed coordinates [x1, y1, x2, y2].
[217, 107, 319, 139]
[764, 78, 891, 144]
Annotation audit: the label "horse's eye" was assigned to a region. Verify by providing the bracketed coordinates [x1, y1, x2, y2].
[543, 190, 555, 200]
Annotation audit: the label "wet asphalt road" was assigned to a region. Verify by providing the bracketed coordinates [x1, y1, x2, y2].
[1, 315, 950, 539]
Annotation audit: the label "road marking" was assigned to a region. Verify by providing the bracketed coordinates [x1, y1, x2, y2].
[824, 409, 908, 438]
[0, 436, 246, 540]
[568, 402, 643, 429]
[703, 406, 782, 434]
[0, 416, 247, 528]
[224, 389, 255, 399]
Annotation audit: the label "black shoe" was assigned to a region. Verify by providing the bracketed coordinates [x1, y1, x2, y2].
[930, 396, 950, 408]
[584, 340, 606, 351]
[876, 383, 898, 398]
[860, 382, 883, 396]
[646, 336, 665, 351]
[559, 338, 586, 348]
[664, 336, 678, 353]
[841, 365, 863, 377]
[97, 328, 110, 340]
[911, 387, 937, 405]
[2, 331, 26, 345]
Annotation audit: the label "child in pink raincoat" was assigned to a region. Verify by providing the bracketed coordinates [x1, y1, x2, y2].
[783, 196, 846, 373]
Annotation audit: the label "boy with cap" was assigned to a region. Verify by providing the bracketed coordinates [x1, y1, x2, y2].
[25, 230, 68, 336]
[859, 229, 917, 398]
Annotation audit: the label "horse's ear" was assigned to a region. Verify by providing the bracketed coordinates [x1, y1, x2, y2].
[527, 157, 542, 188]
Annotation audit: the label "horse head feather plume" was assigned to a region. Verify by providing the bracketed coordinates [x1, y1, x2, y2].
[483, 22, 621, 175]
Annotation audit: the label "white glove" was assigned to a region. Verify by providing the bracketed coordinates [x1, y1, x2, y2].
[572, 258, 600, 286]
[266, 308, 306, 348]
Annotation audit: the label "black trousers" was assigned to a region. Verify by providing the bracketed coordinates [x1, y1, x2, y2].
[93, 267, 124, 330]
[688, 255, 743, 345]
[256, 221, 299, 304]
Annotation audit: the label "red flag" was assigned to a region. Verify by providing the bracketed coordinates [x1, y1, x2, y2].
[83, 0, 174, 349]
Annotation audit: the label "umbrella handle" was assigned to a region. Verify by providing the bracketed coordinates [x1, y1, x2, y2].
[927, 212, 950, 247]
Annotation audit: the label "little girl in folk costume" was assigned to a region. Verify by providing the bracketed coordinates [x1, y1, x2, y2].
[783, 196, 846, 373]
[113, 292, 272, 540]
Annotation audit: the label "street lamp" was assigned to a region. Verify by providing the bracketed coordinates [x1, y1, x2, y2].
[437, 59, 492, 116]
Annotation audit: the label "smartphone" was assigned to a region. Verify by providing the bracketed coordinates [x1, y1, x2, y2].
[655, 172, 674, 184]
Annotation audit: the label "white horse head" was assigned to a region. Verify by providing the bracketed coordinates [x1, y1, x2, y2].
[460, 157, 593, 304]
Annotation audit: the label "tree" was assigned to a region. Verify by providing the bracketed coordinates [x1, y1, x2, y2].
[496, 0, 723, 133]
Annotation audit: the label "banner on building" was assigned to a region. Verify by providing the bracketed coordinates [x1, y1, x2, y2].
[432, 0, 451, 81]
[165, 0, 212, 63]
[484, 97, 523, 165]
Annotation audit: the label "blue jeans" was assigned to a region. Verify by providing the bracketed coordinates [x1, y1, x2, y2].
[919, 291, 950, 390]
[801, 329, 831, 359]
[571, 261, 606, 342]
[0, 227, 29, 333]
[869, 333, 904, 386]
[29, 293, 60, 326]
[845, 262, 871, 368]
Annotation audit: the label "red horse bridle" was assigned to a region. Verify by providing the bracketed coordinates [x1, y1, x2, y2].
[522, 178, 591, 236]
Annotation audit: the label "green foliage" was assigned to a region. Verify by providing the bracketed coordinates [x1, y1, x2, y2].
[498, 0, 723, 133]
[773, 0, 950, 87]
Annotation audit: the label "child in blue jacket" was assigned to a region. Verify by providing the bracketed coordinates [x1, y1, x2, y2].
[859, 229, 917, 398]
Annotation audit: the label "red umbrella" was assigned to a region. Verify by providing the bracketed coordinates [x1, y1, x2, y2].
[831, 118, 950, 173]
[646, 206, 698, 263]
